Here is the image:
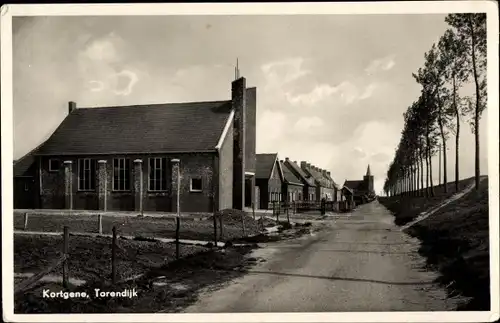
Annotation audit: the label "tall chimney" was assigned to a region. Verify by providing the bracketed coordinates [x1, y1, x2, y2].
[285, 157, 290, 161]
[232, 77, 246, 210]
[300, 161, 307, 170]
[68, 101, 77, 114]
[245, 87, 257, 174]
[327, 171, 331, 176]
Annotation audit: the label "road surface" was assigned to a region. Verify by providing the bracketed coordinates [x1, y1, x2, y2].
[184, 200, 462, 312]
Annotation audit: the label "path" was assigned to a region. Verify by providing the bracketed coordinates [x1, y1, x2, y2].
[183, 200, 463, 312]
[401, 176, 487, 231]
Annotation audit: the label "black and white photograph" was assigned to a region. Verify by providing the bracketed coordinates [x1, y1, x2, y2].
[1, 2, 499, 322]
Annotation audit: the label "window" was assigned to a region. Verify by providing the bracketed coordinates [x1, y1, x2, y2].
[190, 177, 202, 192]
[78, 159, 96, 191]
[49, 159, 60, 172]
[149, 157, 167, 191]
[113, 158, 131, 191]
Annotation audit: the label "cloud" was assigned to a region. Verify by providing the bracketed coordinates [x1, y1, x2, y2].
[88, 80, 104, 92]
[256, 110, 288, 152]
[351, 147, 367, 159]
[83, 36, 119, 62]
[359, 83, 378, 100]
[365, 55, 396, 74]
[293, 116, 324, 133]
[113, 70, 139, 96]
[286, 83, 339, 106]
[261, 57, 311, 89]
[286, 80, 378, 107]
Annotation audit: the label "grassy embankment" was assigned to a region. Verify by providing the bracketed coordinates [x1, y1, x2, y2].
[378, 176, 490, 310]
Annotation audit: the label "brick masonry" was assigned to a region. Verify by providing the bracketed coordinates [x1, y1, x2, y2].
[38, 153, 219, 213]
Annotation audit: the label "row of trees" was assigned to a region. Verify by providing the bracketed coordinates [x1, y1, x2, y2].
[383, 13, 487, 197]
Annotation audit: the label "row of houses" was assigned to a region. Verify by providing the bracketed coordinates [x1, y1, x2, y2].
[13, 74, 375, 214]
[254, 153, 342, 210]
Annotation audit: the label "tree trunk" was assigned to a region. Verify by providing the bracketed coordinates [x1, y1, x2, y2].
[425, 147, 430, 198]
[420, 146, 425, 197]
[453, 76, 460, 192]
[429, 145, 434, 197]
[469, 15, 481, 190]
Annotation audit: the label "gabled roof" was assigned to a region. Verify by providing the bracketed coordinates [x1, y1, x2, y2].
[13, 142, 45, 177]
[284, 160, 316, 187]
[36, 100, 233, 156]
[303, 167, 324, 184]
[342, 186, 354, 194]
[280, 161, 303, 186]
[344, 180, 365, 190]
[256, 153, 279, 180]
[324, 172, 339, 188]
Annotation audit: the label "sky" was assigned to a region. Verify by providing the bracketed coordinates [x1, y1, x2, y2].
[12, 14, 490, 195]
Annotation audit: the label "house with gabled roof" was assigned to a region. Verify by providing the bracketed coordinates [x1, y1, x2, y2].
[255, 153, 284, 209]
[300, 161, 336, 202]
[279, 159, 304, 204]
[282, 158, 317, 202]
[14, 76, 257, 213]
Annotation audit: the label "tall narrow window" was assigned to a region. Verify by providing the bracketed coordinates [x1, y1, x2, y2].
[49, 159, 60, 172]
[113, 158, 131, 191]
[78, 158, 96, 191]
[149, 157, 167, 191]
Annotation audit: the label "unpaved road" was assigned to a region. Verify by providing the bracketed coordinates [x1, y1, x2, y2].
[184, 200, 463, 312]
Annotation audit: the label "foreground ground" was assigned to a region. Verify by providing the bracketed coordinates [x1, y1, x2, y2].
[14, 219, 313, 313]
[184, 201, 465, 312]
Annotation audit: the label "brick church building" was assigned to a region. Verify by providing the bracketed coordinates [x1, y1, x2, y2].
[13, 76, 257, 213]
[343, 165, 375, 205]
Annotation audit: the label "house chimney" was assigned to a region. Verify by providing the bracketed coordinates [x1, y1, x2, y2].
[245, 87, 257, 175]
[300, 161, 307, 170]
[232, 77, 247, 210]
[322, 170, 327, 176]
[306, 163, 311, 169]
[327, 171, 331, 176]
[68, 101, 77, 114]
[285, 157, 290, 161]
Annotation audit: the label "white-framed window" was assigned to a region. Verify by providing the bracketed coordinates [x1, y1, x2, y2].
[190, 177, 202, 192]
[78, 158, 96, 191]
[49, 159, 61, 172]
[113, 158, 131, 191]
[149, 157, 167, 191]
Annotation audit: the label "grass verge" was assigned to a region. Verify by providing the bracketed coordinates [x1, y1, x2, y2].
[380, 176, 490, 311]
[14, 209, 275, 242]
[378, 177, 475, 226]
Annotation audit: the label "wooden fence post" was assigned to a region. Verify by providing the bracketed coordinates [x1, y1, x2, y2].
[219, 216, 224, 240]
[213, 208, 218, 247]
[286, 203, 290, 225]
[111, 226, 117, 284]
[23, 212, 29, 230]
[62, 226, 69, 289]
[274, 202, 279, 223]
[98, 214, 102, 234]
[175, 217, 180, 259]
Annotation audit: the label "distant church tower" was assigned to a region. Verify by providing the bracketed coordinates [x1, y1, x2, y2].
[363, 165, 374, 195]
